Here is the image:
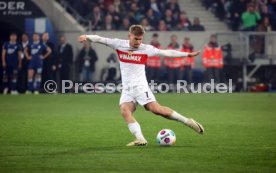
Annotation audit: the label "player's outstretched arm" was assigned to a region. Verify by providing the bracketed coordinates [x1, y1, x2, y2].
[78, 35, 107, 45]
[159, 49, 201, 58]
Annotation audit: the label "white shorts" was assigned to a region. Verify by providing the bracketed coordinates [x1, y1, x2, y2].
[119, 86, 156, 106]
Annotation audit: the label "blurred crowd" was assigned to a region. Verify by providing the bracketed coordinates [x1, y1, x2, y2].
[61, 0, 276, 31]
[202, 0, 276, 31]
[63, 0, 206, 31]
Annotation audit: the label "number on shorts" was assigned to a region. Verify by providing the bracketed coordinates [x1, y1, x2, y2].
[145, 92, 149, 98]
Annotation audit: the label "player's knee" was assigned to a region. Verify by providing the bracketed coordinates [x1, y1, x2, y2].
[120, 106, 130, 116]
[120, 108, 126, 116]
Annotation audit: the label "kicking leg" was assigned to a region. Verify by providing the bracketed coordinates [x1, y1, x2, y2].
[120, 102, 147, 146]
[144, 102, 204, 134]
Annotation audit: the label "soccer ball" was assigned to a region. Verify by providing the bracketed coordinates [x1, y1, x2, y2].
[156, 129, 176, 146]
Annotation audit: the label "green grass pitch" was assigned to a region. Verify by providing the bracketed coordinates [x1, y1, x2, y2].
[0, 93, 276, 173]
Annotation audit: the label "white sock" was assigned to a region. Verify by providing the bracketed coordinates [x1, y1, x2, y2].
[169, 111, 189, 124]
[128, 122, 146, 141]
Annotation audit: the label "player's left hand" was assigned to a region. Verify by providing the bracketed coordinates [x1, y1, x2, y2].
[188, 50, 201, 57]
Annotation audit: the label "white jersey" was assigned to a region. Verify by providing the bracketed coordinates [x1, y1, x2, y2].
[105, 38, 160, 89]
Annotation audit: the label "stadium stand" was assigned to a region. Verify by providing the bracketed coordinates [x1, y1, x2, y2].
[201, 0, 276, 31]
[56, 0, 217, 31]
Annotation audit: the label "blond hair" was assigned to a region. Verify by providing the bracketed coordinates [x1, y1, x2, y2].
[129, 25, 145, 36]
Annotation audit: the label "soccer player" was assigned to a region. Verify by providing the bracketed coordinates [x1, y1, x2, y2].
[78, 25, 204, 146]
[2, 32, 22, 94]
[24, 33, 51, 94]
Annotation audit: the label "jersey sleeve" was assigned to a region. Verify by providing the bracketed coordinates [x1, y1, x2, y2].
[146, 45, 160, 57]
[106, 38, 123, 50]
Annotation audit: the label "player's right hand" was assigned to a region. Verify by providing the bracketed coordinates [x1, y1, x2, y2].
[78, 35, 87, 43]
[2, 63, 6, 68]
[188, 50, 201, 57]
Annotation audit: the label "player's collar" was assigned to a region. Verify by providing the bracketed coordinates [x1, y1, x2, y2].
[128, 40, 140, 50]
[128, 45, 140, 50]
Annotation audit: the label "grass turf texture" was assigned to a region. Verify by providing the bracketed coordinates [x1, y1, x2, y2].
[0, 93, 275, 173]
